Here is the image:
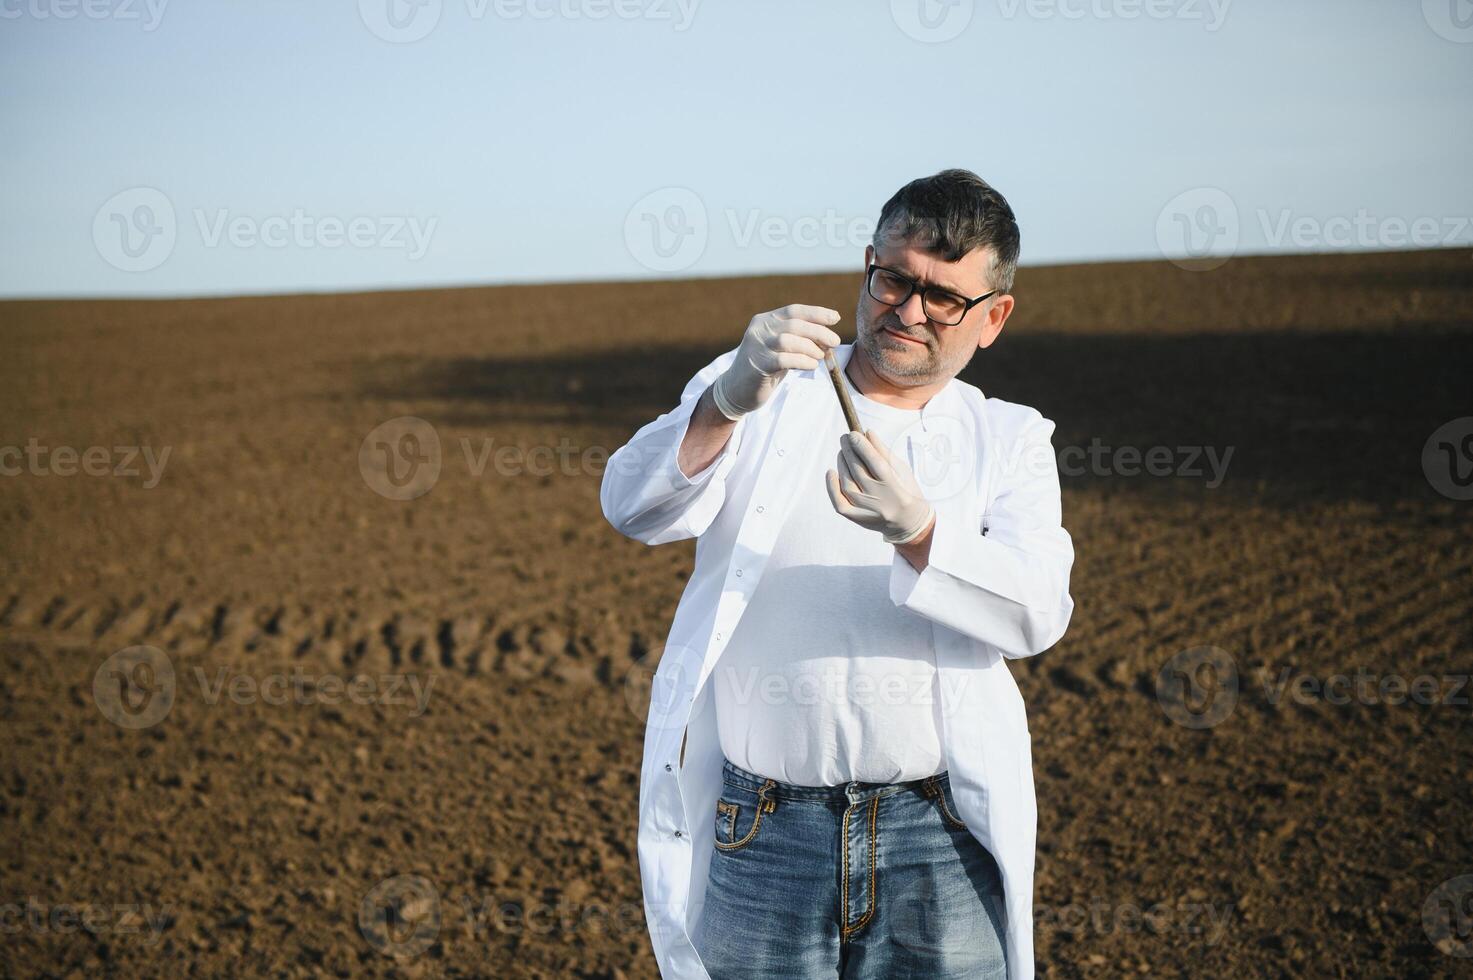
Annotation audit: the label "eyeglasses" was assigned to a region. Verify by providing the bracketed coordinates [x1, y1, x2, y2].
[865, 263, 998, 326]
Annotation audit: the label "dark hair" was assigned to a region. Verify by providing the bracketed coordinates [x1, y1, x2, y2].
[872, 169, 1020, 293]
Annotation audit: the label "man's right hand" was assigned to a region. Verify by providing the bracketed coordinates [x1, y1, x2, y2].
[711, 305, 844, 420]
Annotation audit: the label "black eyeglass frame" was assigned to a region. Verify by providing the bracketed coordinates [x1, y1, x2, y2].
[865, 262, 999, 326]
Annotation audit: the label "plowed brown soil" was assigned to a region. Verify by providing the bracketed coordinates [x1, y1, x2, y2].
[2, 249, 1471, 978]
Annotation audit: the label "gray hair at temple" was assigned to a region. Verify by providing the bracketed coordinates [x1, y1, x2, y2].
[872, 169, 1021, 294]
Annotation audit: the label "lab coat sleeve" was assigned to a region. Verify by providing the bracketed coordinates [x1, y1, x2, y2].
[600, 346, 749, 545]
[889, 408, 1075, 659]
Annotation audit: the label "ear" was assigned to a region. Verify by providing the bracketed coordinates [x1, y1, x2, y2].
[976, 294, 1015, 350]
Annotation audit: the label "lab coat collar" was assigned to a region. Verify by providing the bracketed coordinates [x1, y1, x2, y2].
[792, 340, 983, 414]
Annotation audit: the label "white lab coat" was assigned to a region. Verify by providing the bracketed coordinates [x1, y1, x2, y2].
[600, 342, 1074, 979]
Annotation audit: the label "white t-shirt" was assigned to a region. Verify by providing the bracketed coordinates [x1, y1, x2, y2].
[712, 370, 946, 787]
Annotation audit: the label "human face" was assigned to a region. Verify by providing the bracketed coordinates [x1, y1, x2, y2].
[854, 241, 1014, 384]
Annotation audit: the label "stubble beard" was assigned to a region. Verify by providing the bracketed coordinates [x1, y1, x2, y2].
[856, 307, 951, 383]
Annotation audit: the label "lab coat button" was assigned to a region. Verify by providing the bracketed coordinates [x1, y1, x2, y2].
[756, 505, 765, 513]
[734, 569, 743, 577]
[673, 830, 684, 839]
[777, 449, 786, 456]
[664, 763, 672, 772]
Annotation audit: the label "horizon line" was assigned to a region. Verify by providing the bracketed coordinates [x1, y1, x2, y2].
[2, 245, 1468, 305]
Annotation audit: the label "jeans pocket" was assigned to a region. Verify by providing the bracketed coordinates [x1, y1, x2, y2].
[926, 776, 969, 831]
[713, 781, 775, 852]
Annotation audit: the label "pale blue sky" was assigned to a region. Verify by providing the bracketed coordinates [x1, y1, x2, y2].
[3, 0, 1471, 297]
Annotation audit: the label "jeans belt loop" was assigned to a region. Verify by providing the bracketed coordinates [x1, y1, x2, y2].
[758, 778, 777, 813]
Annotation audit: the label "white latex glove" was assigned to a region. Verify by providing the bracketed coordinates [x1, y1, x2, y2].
[826, 429, 937, 545]
[711, 304, 843, 419]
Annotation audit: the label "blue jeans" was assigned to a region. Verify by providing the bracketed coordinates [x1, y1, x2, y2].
[692, 758, 1008, 979]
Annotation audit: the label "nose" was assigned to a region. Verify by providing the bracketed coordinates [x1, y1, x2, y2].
[895, 292, 928, 327]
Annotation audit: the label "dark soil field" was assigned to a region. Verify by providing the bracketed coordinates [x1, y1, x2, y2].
[2, 249, 1471, 978]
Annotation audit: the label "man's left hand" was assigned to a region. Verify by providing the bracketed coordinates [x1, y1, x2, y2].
[826, 430, 936, 545]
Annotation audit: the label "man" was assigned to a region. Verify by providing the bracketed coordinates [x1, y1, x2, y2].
[601, 169, 1074, 979]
